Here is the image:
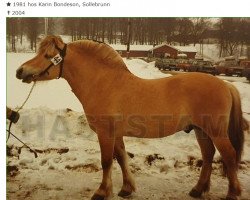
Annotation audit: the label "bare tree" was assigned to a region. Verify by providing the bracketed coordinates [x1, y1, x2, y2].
[190, 18, 211, 46]
[216, 18, 245, 57]
[24, 18, 41, 51]
[238, 18, 250, 56]
[7, 17, 250, 55]
[175, 18, 193, 46]
[7, 18, 18, 52]
[62, 18, 179, 45]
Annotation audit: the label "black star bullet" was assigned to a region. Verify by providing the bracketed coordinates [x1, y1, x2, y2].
[7, 2, 11, 6]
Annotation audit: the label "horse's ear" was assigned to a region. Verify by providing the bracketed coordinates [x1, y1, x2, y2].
[53, 36, 64, 49]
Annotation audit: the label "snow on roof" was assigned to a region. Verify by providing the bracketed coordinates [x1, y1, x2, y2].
[110, 44, 153, 51]
[149, 43, 172, 51]
[173, 46, 197, 53]
[110, 43, 197, 53]
[150, 43, 197, 53]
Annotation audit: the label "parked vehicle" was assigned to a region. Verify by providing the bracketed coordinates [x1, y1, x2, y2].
[198, 61, 215, 75]
[215, 57, 240, 76]
[241, 61, 250, 81]
[176, 59, 192, 71]
[229, 65, 245, 76]
[155, 59, 170, 70]
[155, 58, 177, 71]
[168, 59, 179, 71]
[189, 60, 215, 75]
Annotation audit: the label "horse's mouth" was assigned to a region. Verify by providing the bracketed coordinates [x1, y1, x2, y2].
[22, 74, 38, 83]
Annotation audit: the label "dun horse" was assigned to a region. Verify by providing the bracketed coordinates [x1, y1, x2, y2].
[16, 35, 249, 200]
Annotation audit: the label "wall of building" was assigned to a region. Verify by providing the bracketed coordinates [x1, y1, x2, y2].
[183, 52, 196, 59]
[152, 46, 178, 58]
[115, 45, 197, 59]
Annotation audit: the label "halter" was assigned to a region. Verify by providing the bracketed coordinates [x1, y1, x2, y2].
[38, 44, 67, 79]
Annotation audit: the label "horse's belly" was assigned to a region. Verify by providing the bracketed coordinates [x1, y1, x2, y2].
[87, 113, 186, 138]
[116, 119, 179, 138]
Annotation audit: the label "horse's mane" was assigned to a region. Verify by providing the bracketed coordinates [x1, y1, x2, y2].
[70, 40, 128, 70]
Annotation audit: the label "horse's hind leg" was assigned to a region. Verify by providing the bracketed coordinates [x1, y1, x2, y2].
[189, 128, 215, 198]
[114, 137, 136, 197]
[91, 134, 115, 200]
[212, 138, 241, 200]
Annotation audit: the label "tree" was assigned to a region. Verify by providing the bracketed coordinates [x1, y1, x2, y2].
[175, 18, 193, 46]
[190, 18, 211, 46]
[63, 18, 78, 41]
[7, 18, 18, 52]
[237, 18, 250, 56]
[24, 18, 41, 51]
[216, 18, 247, 57]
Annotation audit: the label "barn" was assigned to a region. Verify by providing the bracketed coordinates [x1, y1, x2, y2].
[150, 44, 197, 59]
[110, 43, 197, 59]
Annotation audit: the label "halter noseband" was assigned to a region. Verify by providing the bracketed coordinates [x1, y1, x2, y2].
[39, 43, 67, 79]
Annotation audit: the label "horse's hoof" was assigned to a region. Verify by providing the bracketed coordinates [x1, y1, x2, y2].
[225, 197, 238, 200]
[189, 188, 202, 198]
[118, 190, 132, 198]
[91, 194, 105, 200]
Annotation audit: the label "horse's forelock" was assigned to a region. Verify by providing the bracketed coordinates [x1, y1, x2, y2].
[38, 40, 53, 55]
[38, 36, 63, 55]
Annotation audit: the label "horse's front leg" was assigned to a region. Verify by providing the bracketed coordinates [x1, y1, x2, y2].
[114, 137, 136, 197]
[91, 133, 115, 200]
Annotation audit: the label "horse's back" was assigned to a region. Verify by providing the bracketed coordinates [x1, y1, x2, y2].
[124, 72, 231, 114]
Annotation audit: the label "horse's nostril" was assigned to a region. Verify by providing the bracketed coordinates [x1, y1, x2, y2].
[16, 67, 23, 78]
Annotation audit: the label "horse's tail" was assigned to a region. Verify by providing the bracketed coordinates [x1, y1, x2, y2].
[227, 83, 248, 167]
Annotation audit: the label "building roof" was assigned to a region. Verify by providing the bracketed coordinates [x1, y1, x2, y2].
[174, 46, 197, 53]
[150, 43, 171, 51]
[110, 43, 197, 53]
[110, 44, 153, 51]
[150, 43, 197, 53]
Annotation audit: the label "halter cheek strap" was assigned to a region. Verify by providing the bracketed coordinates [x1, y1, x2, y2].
[39, 44, 67, 79]
[55, 44, 67, 79]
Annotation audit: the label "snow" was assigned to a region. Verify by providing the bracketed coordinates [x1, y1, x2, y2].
[111, 44, 196, 53]
[110, 44, 153, 51]
[7, 53, 83, 111]
[125, 58, 171, 79]
[174, 45, 197, 53]
[6, 53, 250, 200]
[194, 44, 219, 61]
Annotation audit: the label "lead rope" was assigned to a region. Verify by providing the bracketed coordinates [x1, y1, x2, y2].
[7, 81, 38, 158]
[16, 81, 37, 113]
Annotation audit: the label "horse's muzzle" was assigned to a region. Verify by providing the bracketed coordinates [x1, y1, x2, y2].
[16, 67, 23, 79]
[16, 67, 36, 83]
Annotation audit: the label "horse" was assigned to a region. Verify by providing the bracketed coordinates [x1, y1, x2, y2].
[16, 35, 249, 200]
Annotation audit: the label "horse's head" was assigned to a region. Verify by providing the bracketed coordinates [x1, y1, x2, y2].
[16, 35, 66, 83]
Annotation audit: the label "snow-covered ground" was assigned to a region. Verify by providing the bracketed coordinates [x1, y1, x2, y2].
[7, 53, 250, 200]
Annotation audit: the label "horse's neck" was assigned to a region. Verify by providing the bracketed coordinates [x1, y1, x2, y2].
[63, 51, 133, 110]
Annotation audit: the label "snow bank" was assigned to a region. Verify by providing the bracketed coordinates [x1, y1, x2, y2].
[125, 58, 171, 79]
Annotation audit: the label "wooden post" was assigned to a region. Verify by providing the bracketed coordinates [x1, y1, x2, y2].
[126, 18, 131, 59]
[45, 18, 49, 35]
